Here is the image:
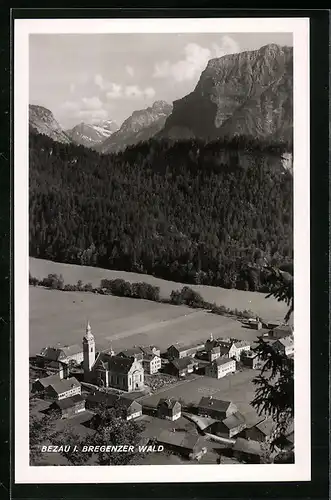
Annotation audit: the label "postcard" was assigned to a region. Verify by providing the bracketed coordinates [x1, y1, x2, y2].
[14, 16, 310, 483]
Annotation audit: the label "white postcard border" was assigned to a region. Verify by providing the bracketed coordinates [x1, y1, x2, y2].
[14, 17, 310, 483]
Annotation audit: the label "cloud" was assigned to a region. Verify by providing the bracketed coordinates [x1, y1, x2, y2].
[125, 65, 135, 77]
[62, 100, 80, 112]
[153, 37, 240, 82]
[94, 74, 105, 90]
[69, 83, 76, 94]
[106, 83, 122, 99]
[78, 109, 108, 122]
[81, 96, 103, 110]
[144, 87, 156, 99]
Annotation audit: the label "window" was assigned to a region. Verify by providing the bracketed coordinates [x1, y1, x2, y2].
[90, 347, 93, 352]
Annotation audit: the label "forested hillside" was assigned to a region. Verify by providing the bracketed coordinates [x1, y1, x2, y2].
[29, 133, 292, 292]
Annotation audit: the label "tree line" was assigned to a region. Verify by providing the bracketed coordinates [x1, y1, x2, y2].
[29, 133, 293, 292]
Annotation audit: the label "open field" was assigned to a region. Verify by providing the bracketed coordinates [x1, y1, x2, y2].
[30, 257, 290, 323]
[30, 287, 266, 356]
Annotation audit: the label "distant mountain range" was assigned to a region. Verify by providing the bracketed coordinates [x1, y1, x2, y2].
[66, 120, 119, 149]
[29, 44, 293, 151]
[98, 100, 173, 154]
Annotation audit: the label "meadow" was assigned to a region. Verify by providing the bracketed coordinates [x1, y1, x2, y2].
[29, 287, 263, 356]
[30, 257, 290, 322]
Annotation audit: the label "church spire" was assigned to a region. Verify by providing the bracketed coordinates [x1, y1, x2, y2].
[86, 320, 91, 335]
[210, 332, 214, 341]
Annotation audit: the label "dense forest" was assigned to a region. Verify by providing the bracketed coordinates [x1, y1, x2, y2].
[29, 133, 293, 292]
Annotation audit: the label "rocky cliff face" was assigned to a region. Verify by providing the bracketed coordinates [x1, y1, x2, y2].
[29, 105, 71, 144]
[161, 44, 293, 143]
[66, 120, 118, 149]
[100, 100, 173, 153]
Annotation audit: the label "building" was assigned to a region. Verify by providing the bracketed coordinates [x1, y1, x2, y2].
[198, 397, 238, 420]
[273, 335, 294, 357]
[142, 353, 162, 374]
[86, 392, 142, 421]
[207, 346, 221, 362]
[49, 394, 85, 419]
[157, 430, 206, 460]
[45, 360, 69, 379]
[216, 411, 246, 439]
[232, 438, 264, 463]
[205, 357, 236, 379]
[118, 348, 144, 363]
[44, 377, 81, 400]
[32, 374, 63, 394]
[267, 324, 293, 339]
[157, 398, 181, 421]
[82, 322, 144, 392]
[165, 357, 199, 377]
[247, 318, 262, 330]
[241, 350, 262, 369]
[167, 341, 205, 359]
[228, 340, 251, 361]
[139, 345, 161, 357]
[244, 418, 275, 443]
[37, 344, 84, 366]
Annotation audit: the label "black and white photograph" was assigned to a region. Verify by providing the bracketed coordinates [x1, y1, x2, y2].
[14, 17, 310, 483]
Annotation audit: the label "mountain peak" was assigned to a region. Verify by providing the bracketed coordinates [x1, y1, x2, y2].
[29, 104, 71, 144]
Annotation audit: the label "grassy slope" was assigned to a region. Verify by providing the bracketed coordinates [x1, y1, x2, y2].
[30, 257, 289, 322]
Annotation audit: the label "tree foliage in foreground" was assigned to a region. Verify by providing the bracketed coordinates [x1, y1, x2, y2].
[251, 268, 294, 452]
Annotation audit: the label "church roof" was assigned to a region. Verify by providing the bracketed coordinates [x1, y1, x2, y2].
[97, 353, 136, 374]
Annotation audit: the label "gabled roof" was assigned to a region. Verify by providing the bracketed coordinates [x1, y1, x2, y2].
[210, 346, 221, 354]
[198, 397, 233, 413]
[272, 324, 293, 334]
[86, 392, 140, 410]
[38, 347, 65, 362]
[255, 418, 275, 437]
[157, 430, 203, 451]
[96, 353, 136, 374]
[139, 345, 160, 356]
[233, 438, 263, 456]
[118, 348, 143, 358]
[222, 411, 245, 430]
[170, 357, 198, 371]
[213, 357, 235, 367]
[232, 340, 251, 349]
[34, 374, 62, 388]
[52, 394, 84, 410]
[158, 398, 181, 410]
[168, 341, 204, 353]
[47, 376, 80, 394]
[276, 335, 294, 348]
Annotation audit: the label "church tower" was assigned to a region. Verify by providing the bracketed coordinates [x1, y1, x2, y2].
[83, 320, 95, 374]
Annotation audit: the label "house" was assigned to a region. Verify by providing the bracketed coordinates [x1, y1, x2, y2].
[142, 354, 162, 374]
[198, 397, 238, 420]
[156, 430, 206, 460]
[207, 346, 221, 362]
[86, 392, 142, 421]
[31, 374, 63, 394]
[214, 411, 246, 439]
[228, 340, 251, 361]
[247, 318, 262, 330]
[205, 357, 236, 379]
[44, 377, 81, 400]
[157, 398, 181, 421]
[232, 438, 264, 463]
[118, 348, 144, 362]
[273, 335, 294, 357]
[81, 322, 144, 392]
[139, 345, 161, 357]
[45, 360, 69, 379]
[49, 394, 85, 419]
[37, 344, 84, 366]
[244, 418, 275, 443]
[268, 324, 293, 339]
[165, 357, 199, 377]
[167, 341, 205, 359]
[241, 350, 262, 369]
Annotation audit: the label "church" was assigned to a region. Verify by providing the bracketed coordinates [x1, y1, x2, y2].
[82, 322, 144, 393]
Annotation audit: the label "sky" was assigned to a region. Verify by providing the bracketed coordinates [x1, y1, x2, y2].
[29, 32, 293, 129]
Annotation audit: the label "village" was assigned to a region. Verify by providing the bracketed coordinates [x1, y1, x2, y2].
[30, 318, 294, 465]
